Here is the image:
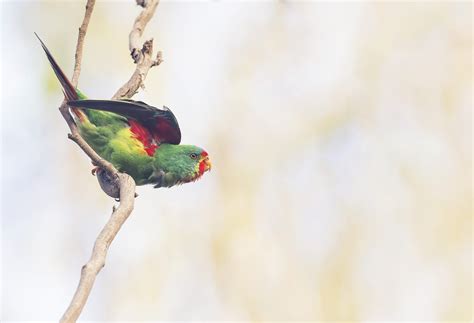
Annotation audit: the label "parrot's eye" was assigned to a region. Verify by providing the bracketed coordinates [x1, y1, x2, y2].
[189, 153, 198, 160]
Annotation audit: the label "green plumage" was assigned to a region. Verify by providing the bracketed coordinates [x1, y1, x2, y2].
[76, 96, 209, 187]
[74, 90, 156, 185]
[37, 33, 211, 192]
[79, 115, 154, 185]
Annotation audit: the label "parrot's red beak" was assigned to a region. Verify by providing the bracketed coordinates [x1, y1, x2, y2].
[198, 152, 212, 177]
[203, 156, 212, 172]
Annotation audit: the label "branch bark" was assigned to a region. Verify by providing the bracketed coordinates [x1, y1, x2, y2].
[59, 0, 162, 321]
[71, 0, 95, 87]
[113, 0, 162, 99]
[59, 175, 135, 322]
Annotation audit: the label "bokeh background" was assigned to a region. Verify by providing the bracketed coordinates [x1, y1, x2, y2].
[1, 0, 472, 321]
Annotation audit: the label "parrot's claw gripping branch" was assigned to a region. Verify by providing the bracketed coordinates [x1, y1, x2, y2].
[58, 0, 162, 321]
[136, 0, 148, 8]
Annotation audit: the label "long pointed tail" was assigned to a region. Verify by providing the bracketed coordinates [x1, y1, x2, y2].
[35, 33, 78, 102]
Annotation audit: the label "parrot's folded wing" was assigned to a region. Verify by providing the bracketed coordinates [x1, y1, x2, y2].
[68, 99, 181, 145]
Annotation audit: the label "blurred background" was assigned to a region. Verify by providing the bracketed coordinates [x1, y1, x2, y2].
[1, 0, 472, 321]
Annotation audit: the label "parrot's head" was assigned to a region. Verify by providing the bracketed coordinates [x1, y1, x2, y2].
[153, 144, 212, 187]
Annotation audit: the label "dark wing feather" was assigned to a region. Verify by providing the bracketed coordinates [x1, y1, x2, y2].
[35, 33, 78, 102]
[68, 99, 182, 145]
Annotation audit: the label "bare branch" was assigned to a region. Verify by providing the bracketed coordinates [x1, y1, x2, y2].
[71, 0, 96, 87]
[113, 40, 163, 99]
[113, 0, 162, 99]
[129, 0, 160, 63]
[58, 0, 161, 321]
[60, 175, 135, 322]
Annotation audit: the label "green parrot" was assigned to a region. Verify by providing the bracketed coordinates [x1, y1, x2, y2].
[37, 34, 211, 195]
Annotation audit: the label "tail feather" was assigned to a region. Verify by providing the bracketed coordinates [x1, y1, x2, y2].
[35, 33, 78, 102]
[35, 33, 89, 122]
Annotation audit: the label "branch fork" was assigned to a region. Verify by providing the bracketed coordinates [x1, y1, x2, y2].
[58, 0, 162, 321]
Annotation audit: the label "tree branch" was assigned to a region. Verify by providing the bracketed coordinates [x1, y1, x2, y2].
[113, 0, 162, 99]
[60, 175, 135, 322]
[71, 0, 95, 87]
[129, 0, 160, 63]
[59, 0, 162, 321]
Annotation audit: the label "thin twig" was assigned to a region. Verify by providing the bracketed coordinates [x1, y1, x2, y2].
[113, 0, 162, 99]
[59, 0, 162, 321]
[71, 0, 96, 87]
[129, 0, 160, 63]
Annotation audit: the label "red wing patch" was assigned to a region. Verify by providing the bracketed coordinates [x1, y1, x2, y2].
[129, 120, 157, 156]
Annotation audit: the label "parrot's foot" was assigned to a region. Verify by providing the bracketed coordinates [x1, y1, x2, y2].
[94, 167, 139, 201]
[91, 166, 99, 176]
[95, 167, 120, 199]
